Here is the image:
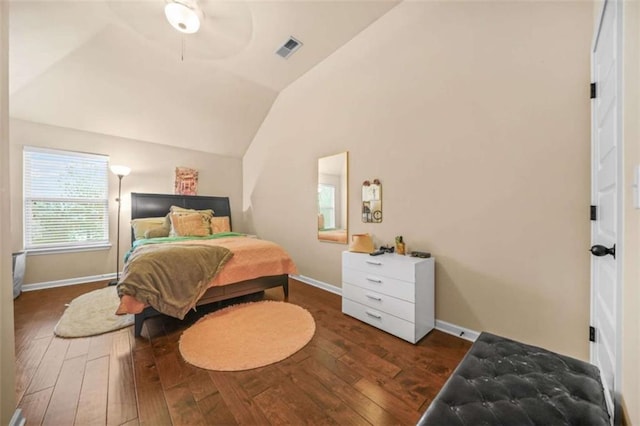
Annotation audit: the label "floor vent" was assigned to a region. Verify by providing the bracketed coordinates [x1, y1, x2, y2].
[275, 37, 302, 59]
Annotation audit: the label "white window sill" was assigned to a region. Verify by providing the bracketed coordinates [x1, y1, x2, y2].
[26, 243, 113, 256]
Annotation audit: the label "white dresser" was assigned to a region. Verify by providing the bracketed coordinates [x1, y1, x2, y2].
[341, 251, 434, 344]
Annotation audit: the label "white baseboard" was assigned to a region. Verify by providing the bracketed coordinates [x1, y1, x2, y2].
[290, 274, 342, 296]
[292, 274, 479, 342]
[435, 319, 480, 342]
[21, 273, 116, 292]
[10, 409, 25, 426]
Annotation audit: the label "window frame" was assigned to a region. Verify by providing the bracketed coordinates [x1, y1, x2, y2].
[23, 146, 111, 254]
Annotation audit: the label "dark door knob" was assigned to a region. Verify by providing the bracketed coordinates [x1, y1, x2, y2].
[590, 244, 615, 258]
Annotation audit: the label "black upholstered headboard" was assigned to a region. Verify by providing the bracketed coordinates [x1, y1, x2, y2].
[131, 192, 233, 233]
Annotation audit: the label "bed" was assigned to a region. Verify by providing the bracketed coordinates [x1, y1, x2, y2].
[119, 192, 295, 337]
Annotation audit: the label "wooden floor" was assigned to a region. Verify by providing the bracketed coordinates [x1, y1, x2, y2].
[14, 278, 472, 425]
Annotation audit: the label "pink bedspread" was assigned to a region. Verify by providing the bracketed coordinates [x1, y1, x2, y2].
[117, 236, 297, 315]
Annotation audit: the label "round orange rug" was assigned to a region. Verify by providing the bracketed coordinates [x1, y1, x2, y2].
[179, 301, 315, 371]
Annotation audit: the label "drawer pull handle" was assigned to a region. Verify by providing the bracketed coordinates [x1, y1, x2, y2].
[365, 311, 382, 319]
[366, 277, 383, 283]
[366, 294, 382, 301]
[365, 261, 382, 266]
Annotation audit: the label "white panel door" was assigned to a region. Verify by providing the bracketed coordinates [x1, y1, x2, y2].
[590, 0, 622, 419]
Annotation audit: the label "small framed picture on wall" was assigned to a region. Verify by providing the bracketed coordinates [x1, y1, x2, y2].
[175, 167, 198, 195]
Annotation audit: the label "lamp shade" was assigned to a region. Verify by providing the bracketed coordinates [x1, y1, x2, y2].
[110, 165, 131, 177]
[165, 1, 202, 34]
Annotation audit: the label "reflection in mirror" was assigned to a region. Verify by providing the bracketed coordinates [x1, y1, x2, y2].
[318, 152, 348, 244]
[362, 179, 382, 223]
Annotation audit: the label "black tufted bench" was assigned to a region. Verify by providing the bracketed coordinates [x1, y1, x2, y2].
[417, 332, 610, 426]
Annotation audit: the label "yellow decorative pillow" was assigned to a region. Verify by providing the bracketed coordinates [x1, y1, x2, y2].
[168, 206, 214, 236]
[169, 205, 214, 220]
[169, 213, 211, 237]
[131, 217, 167, 240]
[210, 216, 231, 234]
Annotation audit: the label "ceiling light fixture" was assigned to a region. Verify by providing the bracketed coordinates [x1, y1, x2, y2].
[164, 0, 203, 34]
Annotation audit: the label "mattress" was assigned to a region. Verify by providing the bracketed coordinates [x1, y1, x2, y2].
[116, 236, 297, 317]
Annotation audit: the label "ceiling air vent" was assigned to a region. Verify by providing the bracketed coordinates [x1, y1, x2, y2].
[275, 37, 302, 59]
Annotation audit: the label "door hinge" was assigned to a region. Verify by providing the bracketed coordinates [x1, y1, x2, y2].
[589, 326, 596, 342]
[590, 205, 597, 221]
[590, 83, 597, 99]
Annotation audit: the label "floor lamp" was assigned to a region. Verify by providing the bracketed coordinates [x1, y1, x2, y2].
[109, 165, 131, 286]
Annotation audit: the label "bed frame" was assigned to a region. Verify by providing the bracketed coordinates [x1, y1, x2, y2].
[129, 192, 289, 337]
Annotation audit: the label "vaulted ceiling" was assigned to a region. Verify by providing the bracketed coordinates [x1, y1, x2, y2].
[9, 0, 400, 157]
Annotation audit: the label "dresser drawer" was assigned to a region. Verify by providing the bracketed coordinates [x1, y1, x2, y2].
[342, 283, 415, 323]
[342, 252, 418, 282]
[342, 298, 416, 343]
[343, 267, 415, 302]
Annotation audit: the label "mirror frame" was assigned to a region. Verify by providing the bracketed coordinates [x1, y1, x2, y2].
[317, 152, 349, 244]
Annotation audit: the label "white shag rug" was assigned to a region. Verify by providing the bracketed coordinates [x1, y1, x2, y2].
[54, 286, 134, 338]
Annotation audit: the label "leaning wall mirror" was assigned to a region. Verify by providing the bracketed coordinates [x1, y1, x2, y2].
[318, 152, 348, 244]
[362, 179, 382, 223]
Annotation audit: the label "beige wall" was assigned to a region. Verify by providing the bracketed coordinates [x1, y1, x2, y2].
[10, 119, 244, 284]
[621, 0, 639, 423]
[1, 1, 16, 423]
[244, 1, 593, 359]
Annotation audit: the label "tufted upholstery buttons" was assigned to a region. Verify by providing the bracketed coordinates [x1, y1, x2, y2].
[416, 332, 610, 426]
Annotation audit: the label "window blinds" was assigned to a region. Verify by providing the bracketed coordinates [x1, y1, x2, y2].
[23, 146, 109, 250]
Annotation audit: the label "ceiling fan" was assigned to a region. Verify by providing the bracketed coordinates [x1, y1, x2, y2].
[107, 0, 253, 61]
[164, 0, 204, 34]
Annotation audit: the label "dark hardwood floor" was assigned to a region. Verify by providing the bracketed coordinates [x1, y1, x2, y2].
[14, 278, 471, 425]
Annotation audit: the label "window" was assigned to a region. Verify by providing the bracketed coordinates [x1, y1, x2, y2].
[23, 146, 109, 252]
[318, 183, 336, 229]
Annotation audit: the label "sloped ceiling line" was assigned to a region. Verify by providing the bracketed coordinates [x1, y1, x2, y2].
[9, 0, 400, 157]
